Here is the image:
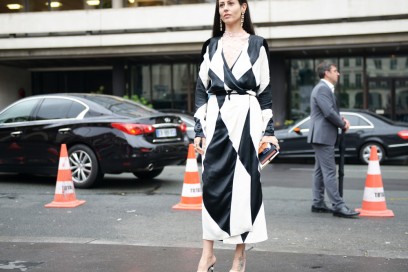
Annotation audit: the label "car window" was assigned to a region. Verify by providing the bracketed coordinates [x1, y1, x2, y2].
[343, 114, 371, 127]
[0, 99, 38, 124]
[83, 95, 157, 117]
[36, 98, 85, 120]
[67, 101, 86, 118]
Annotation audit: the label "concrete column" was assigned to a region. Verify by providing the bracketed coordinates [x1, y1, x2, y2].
[269, 55, 287, 128]
[113, 63, 125, 97]
[0, 65, 31, 110]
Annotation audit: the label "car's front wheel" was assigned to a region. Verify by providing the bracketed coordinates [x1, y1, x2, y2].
[359, 142, 385, 164]
[68, 144, 103, 188]
[133, 167, 164, 179]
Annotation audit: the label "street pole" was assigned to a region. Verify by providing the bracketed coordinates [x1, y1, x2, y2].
[338, 129, 345, 197]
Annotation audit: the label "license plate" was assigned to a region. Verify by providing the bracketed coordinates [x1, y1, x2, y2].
[156, 128, 177, 138]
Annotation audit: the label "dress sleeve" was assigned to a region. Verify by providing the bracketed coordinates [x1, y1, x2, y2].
[256, 39, 275, 136]
[194, 39, 211, 138]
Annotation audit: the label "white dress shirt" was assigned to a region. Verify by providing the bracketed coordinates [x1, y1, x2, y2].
[321, 79, 335, 93]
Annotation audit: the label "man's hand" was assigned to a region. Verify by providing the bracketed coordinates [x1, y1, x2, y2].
[342, 117, 350, 132]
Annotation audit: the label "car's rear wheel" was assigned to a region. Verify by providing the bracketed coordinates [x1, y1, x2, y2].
[68, 144, 103, 188]
[359, 142, 385, 164]
[133, 167, 164, 179]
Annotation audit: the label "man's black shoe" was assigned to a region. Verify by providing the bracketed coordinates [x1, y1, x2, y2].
[311, 203, 333, 213]
[333, 206, 360, 218]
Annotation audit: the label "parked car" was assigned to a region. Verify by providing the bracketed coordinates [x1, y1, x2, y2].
[160, 109, 195, 143]
[159, 109, 203, 162]
[274, 110, 408, 164]
[0, 94, 189, 188]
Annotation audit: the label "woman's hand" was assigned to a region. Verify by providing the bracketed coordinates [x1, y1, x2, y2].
[259, 135, 279, 150]
[194, 137, 206, 155]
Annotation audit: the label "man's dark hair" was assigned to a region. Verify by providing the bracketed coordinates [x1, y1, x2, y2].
[316, 62, 337, 79]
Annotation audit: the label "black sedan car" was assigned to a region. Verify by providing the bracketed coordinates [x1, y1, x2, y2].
[159, 109, 195, 142]
[274, 110, 408, 164]
[0, 94, 189, 188]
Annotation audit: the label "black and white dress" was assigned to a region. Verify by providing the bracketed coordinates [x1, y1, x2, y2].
[194, 34, 275, 244]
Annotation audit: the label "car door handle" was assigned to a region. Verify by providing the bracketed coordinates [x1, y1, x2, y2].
[58, 128, 71, 134]
[10, 131, 22, 137]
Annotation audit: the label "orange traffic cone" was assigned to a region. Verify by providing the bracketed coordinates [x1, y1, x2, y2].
[355, 146, 394, 217]
[172, 143, 202, 210]
[45, 144, 86, 208]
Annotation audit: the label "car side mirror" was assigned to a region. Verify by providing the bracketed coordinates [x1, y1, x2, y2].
[293, 127, 302, 135]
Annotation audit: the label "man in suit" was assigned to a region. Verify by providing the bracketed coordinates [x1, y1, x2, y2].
[307, 62, 360, 218]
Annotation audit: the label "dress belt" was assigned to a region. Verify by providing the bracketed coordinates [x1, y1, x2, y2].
[213, 90, 254, 100]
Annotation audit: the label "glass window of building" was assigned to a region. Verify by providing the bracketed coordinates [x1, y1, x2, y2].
[172, 63, 196, 112]
[130, 64, 152, 102]
[129, 62, 197, 112]
[396, 77, 408, 122]
[364, 55, 408, 118]
[172, 64, 187, 111]
[343, 74, 350, 88]
[289, 59, 315, 121]
[355, 74, 362, 88]
[373, 59, 382, 70]
[367, 56, 408, 77]
[338, 57, 363, 109]
[151, 64, 172, 109]
[390, 58, 397, 70]
[344, 58, 349, 67]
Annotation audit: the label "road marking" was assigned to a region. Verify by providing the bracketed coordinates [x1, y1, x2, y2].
[290, 168, 314, 171]
[0, 260, 43, 271]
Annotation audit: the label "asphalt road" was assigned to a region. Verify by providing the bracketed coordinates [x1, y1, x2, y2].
[0, 162, 407, 271]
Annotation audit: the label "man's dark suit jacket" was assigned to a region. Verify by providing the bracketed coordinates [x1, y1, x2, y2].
[307, 80, 346, 146]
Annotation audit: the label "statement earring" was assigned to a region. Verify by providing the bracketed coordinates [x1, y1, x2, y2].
[241, 12, 245, 27]
[220, 18, 222, 31]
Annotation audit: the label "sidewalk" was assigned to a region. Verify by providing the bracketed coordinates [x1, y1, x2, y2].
[1, 242, 407, 272]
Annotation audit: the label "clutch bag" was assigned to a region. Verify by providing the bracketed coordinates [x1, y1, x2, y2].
[258, 142, 279, 169]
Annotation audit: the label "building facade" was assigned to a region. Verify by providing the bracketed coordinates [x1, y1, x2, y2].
[1, 0, 408, 126]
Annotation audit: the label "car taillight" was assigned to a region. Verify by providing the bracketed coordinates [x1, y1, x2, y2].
[398, 130, 408, 140]
[111, 123, 155, 135]
[179, 122, 187, 133]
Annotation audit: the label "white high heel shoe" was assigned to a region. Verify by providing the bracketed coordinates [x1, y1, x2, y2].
[197, 263, 215, 272]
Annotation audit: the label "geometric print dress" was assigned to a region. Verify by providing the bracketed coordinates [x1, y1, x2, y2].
[194, 34, 275, 244]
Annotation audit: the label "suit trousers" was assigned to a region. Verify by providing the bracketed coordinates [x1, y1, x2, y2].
[312, 143, 345, 209]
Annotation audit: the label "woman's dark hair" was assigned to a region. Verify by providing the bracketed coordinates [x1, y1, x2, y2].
[212, 0, 255, 37]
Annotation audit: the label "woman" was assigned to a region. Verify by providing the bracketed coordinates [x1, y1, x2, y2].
[194, 0, 279, 271]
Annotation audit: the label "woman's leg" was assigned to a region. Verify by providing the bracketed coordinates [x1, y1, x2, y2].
[230, 243, 246, 272]
[197, 240, 216, 271]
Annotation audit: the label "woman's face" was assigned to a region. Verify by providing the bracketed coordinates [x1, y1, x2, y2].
[219, 0, 247, 27]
